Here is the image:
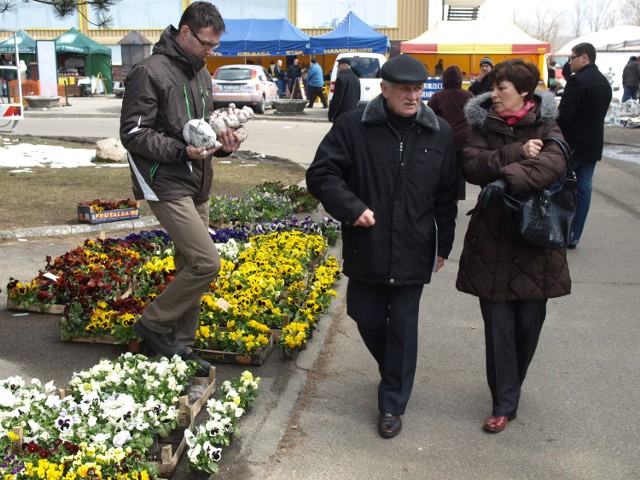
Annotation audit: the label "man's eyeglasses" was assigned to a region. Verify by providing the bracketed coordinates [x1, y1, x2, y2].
[570, 55, 580, 61]
[188, 26, 219, 49]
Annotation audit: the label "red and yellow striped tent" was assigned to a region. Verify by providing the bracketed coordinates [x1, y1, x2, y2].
[400, 20, 550, 83]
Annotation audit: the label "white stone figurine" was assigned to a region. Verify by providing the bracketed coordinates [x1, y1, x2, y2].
[208, 103, 254, 142]
[182, 118, 222, 151]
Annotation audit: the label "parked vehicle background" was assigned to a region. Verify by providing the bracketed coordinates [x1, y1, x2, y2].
[329, 53, 387, 106]
[211, 65, 279, 113]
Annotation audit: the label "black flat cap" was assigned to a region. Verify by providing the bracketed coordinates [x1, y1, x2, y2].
[337, 58, 351, 66]
[381, 55, 428, 84]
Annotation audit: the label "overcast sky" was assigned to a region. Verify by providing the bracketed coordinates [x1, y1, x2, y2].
[479, 0, 577, 20]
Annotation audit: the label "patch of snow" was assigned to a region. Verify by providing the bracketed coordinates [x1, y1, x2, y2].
[0, 143, 127, 169]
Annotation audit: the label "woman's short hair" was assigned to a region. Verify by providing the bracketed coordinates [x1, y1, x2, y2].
[487, 59, 540, 100]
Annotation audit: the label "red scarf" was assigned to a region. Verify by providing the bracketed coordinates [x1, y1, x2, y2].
[497, 100, 535, 126]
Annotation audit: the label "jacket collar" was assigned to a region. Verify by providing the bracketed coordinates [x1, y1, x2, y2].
[153, 25, 206, 75]
[464, 89, 558, 129]
[361, 95, 440, 131]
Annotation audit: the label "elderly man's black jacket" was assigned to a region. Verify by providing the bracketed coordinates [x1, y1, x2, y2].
[307, 96, 458, 285]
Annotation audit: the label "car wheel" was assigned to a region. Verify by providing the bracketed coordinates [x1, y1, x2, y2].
[256, 96, 266, 114]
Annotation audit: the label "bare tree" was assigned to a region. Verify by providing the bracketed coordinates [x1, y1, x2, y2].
[0, 0, 120, 28]
[621, 0, 640, 25]
[569, 2, 586, 38]
[513, 1, 566, 51]
[572, 0, 619, 34]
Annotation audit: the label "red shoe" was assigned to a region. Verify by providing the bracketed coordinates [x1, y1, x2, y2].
[482, 413, 516, 433]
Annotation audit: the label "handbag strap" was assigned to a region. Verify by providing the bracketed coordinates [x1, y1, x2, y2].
[542, 136, 574, 172]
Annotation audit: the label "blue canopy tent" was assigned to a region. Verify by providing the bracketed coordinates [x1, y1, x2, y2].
[216, 18, 310, 57]
[309, 11, 389, 54]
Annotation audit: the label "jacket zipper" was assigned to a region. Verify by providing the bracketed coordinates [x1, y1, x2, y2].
[183, 85, 192, 120]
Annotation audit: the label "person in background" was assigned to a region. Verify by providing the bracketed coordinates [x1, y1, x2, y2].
[621, 55, 640, 102]
[469, 57, 493, 95]
[306, 58, 328, 108]
[562, 59, 572, 81]
[307, 54, 458, 439]
[274, 59, 285, 97]
[427, 65, 474, 201]
[457, 59, 571, 434]
[287, 58, 302, 96]
[120, 2, 242, 375]
[434, 59, 444, 76]
[547, 60, 558, 93]
[0, 55, 10, 97]
[328, 58, 360, 122]
[557, 42, 612, 249]
[269, 60, 276, 76]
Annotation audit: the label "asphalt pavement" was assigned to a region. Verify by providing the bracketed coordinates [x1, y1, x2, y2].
[1, 96, 640, 479]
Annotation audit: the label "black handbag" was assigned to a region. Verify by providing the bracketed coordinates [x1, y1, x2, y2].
[502, 137, 577, 249]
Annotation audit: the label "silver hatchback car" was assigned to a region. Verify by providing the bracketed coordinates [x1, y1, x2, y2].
[211, 64, 279, 114]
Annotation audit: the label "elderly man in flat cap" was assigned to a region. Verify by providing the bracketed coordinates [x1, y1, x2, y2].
[306, 54, 457, 438]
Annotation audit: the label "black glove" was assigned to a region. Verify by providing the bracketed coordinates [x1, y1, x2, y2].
[478, 179, 508, 209]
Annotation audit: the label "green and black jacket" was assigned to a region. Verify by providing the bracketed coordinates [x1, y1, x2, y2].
[120, 25, 229, 203]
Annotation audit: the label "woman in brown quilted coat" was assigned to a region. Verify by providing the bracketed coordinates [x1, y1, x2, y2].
[456, 59, 571, 433]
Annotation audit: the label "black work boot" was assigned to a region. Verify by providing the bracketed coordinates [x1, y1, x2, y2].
[133, 321, 187, 357]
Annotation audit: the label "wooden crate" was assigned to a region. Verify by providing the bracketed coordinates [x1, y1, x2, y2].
[77, 203, 140, 224]
[194, 331, 273, 366]
[6, 299, 65, 314]
[157, 367, 217, 478]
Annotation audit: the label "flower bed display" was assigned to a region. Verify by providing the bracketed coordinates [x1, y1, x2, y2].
[78, 198, 141, 224]
[6, 229, 340, 359]
[185, 371, 260, 474]
[0, 354, 259, 479]
[6, 184, 342, 359]
[209, 181, 319, 227]
[6, 231, 170, 316]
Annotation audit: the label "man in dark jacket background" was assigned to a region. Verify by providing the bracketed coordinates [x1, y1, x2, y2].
[120, 2, 241, 373]
[287, 58, 302, 96]
[328, 58, 360, 122]
[469, 56, 493, 95]
[557, 42, 612, 248]
[307, 54, 458, 439]
[621, 55, 640, 102]
[428, 65, 473, 200]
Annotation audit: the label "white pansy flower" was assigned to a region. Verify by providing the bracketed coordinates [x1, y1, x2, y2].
[0, 386, 16, 407]
[113, 430, 132, 447]
[184, 428, 196, 447]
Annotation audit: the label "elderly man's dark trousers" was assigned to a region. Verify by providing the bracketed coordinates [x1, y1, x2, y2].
[346, 280, 424, 416]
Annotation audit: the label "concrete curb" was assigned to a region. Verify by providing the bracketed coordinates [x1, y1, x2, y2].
[0, 216, 160, 240]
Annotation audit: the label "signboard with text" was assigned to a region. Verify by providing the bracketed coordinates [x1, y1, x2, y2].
[421, 78, 443, 100]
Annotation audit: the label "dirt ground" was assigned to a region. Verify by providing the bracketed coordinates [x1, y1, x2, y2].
[0, 143, 306, 230]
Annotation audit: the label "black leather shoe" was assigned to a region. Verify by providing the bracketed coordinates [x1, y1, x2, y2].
[378, 412, 402, 438]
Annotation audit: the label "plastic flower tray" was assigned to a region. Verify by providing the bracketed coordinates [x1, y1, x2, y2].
[194, 330, 274, 366]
